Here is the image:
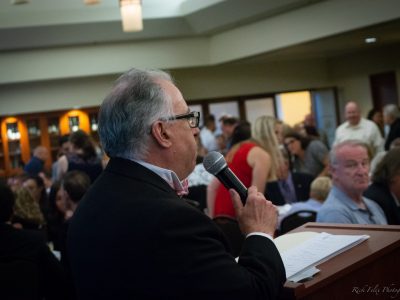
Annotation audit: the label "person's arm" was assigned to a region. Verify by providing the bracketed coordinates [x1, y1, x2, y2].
[56, 155, 68, 181]
[317, 155, 330, 177]
[247, 146, 270, 194]
[206, 177, 220, 218]
[230, 186, 277, 237]
[157, 188, 285, 299]
[310, 140, 330, 177]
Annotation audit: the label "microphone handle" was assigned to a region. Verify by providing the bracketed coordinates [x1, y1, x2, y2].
[218, 168, 248, 204]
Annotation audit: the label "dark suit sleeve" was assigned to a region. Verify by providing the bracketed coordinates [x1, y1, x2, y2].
[38, 241, 69, 300]
[265, 182, 285, 206]
[155, 203, 286, 300]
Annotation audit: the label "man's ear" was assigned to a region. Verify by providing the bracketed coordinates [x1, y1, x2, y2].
[150, 121, 172, 148]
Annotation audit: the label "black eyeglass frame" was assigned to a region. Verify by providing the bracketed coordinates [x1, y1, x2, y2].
[164, 111, 201, 128]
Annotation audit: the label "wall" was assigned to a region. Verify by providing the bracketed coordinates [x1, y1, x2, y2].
[328, 44, 400, 122]
[0, 45, 399, 117]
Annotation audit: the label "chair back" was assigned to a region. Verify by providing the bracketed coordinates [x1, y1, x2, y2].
[280, 210, 317, 234]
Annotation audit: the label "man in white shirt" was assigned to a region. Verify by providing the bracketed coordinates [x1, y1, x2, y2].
[333, 101, 383, 158]
[200, 114, 219, 152]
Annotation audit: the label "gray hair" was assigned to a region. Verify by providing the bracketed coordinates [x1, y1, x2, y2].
[383, 104, 400, 118]
[372, 148, 400, 185]
[330, 140, 370, 165]
[98, 68, 174, 160]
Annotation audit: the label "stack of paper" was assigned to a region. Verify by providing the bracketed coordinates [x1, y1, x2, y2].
[275, 232, 369, 282]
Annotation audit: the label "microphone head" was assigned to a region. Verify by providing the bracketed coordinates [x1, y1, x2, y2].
[203, 151, 227, 175]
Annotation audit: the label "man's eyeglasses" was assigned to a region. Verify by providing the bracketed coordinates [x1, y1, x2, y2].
[165, 111, 200, 128]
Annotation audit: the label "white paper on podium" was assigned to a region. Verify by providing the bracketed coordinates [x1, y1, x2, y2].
[275, 231, 369, 281]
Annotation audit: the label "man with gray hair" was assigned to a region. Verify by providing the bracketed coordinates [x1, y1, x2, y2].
[67, 68, 285, 299]
[383, 103, 400, 150]
[317, 140, 387, 224]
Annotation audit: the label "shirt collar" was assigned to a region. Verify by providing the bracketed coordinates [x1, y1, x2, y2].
[331, 185, 366, 211]
[344, 118, 363, 129]
[132, 159, 189, 197]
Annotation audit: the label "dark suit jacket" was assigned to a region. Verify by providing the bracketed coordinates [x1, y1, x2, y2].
[67, 157, 286, 300]
[0, 223, 68, 300]
[364, 183, 400, 225]
[265, 172, 315, 206]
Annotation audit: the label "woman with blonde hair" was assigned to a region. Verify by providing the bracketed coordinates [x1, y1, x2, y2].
[252, 115, 285, 181]
[12, 187, 46, 230]
[208, 116, 284, 218]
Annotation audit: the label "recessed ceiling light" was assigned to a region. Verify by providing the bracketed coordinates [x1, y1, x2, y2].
[84, 0, 101, 4]
[365, 37, 377, 44]
[11, 0, 30, 4]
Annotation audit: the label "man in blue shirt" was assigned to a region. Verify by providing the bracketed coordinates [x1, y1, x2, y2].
[317, 140, 387, 224]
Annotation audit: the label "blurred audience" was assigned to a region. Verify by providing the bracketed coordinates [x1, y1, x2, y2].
[364, 148, 400, 225]
[24, 146, 49, 176]
[58, 171, 91, 300]
[383, 104, 400, 151]
[11, 187, 46, 231]
[23, 175, 49, 219]
[52, 134, 71, 182]
[370, 137, 400, 176]
[219, 115, 239, 153]
[0, 181, 68, 300]
[200, 114, 219, 152]
[46, 181, 68, 251]
[56, 130, 103, 183]
[367, 108, 384, 137]
[7, 173, 28, 193]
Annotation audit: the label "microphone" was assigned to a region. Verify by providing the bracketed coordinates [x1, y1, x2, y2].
[203, 151, 248, 204]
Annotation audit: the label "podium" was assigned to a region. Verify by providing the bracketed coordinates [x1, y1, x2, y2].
[281, 222, 400, 300]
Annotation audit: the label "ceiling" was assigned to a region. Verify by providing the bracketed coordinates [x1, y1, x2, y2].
[235, 17, 400, 64]
[1, 0, 400, 66]
[0, 0, 325, 51]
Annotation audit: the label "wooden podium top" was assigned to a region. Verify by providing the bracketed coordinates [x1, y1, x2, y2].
[282, 222, 400, 300]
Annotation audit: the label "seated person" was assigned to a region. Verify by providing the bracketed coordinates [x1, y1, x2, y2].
[278, 176, 332, 229]
[0, 181, 68, 300]
[284, 131, 329, 177]
[364, 148, 400, 225]
[265, 150, 314, 206]
[317, 140, 387, 224]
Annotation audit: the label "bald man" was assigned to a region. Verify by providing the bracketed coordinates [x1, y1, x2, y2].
[333, 101, 383, 158]
[24, 146, 49, 176]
